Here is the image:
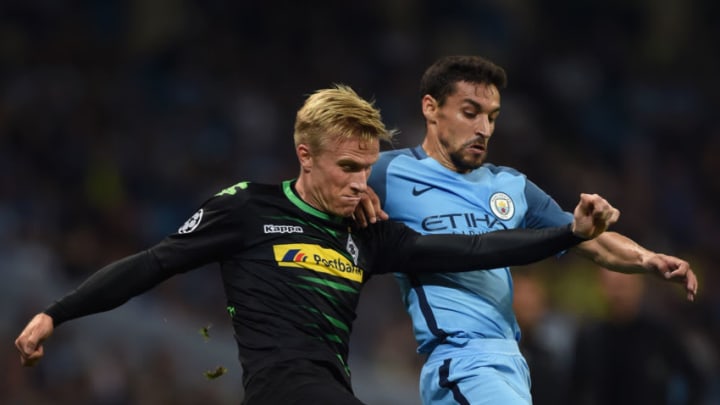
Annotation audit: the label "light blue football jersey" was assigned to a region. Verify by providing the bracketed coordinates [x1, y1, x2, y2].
[369, 146, 573, 354]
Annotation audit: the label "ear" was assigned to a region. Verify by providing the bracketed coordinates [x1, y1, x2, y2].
[297, 144, 313, 172]
[422, 94, 438, 123]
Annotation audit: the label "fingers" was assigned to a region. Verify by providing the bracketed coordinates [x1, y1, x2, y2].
[648, 254, 698, 302]
[582, 193, 620, 225]
[364, 186, 388, 222]
[353, 186, 387, 227]
[375, 207, 389, 221]
[353, 196, 373, 228]
[573, 193, 620, 239]
[15, 331, 43, 367]
[666, 261, 698, 302]
[353, 210, 368, 228]
[19, 344, 44, 367]
[15, 313, 53, 367]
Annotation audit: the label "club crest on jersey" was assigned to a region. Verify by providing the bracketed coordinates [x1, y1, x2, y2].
[489, 192, 514, 220]
[346, 235, 359, 265]
[178, 209, 203, 234]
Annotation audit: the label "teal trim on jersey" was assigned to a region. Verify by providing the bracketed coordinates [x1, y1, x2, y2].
[325, 334, 343, 343]
[301, 308, 351, 376]
[298, 276, 359, 294]
[282, 180, 344, 224]
[336, 354, 351, 376]
[215, 181, 249, 196]
[303, 306, 350, 333]
[289, 282, 341, 305]
[322, 313, 350, 333]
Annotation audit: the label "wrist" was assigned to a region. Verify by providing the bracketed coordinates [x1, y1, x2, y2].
[570, 222, 592, 240]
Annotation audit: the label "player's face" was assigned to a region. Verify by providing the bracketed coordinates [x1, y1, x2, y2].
[423, 81, 500, 173]
[299, 135, 379, 217]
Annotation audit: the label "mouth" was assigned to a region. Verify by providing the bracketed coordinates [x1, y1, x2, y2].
[466, 142, 486, 153]
[343, 195, 362, 204]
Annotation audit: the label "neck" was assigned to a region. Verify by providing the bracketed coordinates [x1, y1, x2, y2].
[294, 176, 312, 206]
[422, 137, 458, 172]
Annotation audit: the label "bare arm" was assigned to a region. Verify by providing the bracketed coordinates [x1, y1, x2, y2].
[573, 232, 698, 301]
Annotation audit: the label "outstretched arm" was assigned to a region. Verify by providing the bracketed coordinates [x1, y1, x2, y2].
[573, 233, 698, 301]
[14, 250, 170, 367]
[396, 193, 619, 273]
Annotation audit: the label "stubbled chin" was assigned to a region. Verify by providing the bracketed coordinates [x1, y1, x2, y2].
[333, 205, 357, 218]
[455, 154, 484, 171]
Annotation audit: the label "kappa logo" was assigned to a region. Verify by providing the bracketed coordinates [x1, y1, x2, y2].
[412, 185, 435, 196]
[264, 224, 304, 234]
[178, 209, 203, 234]
[489, 192, 515, 220]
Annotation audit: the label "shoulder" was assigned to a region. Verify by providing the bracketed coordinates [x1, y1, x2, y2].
[482, 163, 526, 178]
[373, 146, 422, 177]
[377, 147, 416, 166]
[177, 181, 285, 233]
[203, 181, 280, 211]
[370, 147, 416, 189]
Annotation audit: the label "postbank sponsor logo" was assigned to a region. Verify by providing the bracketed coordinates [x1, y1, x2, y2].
[273, 244, 363, 282]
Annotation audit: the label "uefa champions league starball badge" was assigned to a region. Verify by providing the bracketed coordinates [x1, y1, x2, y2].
[178, 209, 204, 234]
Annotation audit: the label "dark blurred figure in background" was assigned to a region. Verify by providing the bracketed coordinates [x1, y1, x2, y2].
[513, 270, 577, 405]
[569, 269, 710, 405]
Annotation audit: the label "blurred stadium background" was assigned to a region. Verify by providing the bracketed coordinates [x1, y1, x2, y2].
[2, 1, 719, 404]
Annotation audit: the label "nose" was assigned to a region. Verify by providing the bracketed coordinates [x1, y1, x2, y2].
[476, 115, 492, 138]
[349, 170, 369, 193]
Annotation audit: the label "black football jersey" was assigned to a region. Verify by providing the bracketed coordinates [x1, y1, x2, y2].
[46, 179, 581, 391]
[151, 180, 417, 387]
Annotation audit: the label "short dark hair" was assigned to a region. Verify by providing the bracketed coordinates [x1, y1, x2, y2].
[420, 56, 508, 105]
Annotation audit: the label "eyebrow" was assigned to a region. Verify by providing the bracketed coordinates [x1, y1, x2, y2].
[462, 98, 501, 114]
[337, 157, 375, 169]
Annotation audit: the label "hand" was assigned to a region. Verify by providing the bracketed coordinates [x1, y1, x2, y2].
[353, 186, 388, 228]
[643, 253, 698, 302]
[15, 313, 54, 367]
[572, 193, 620, 239]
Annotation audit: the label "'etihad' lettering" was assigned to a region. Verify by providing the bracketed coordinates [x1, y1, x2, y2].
[421, 212, 508, 232]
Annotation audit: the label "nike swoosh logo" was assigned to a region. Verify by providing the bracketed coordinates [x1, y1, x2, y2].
[412, 185, 435, 196]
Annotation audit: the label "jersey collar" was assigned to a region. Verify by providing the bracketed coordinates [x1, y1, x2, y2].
[411, 144, 428, 159]
[282, 179, 346, 224]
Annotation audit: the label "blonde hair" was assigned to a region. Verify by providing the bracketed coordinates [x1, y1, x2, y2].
[294, 84, 396, 153]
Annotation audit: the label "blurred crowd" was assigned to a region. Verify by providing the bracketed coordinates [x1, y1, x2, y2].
[2, 1, 719, 404]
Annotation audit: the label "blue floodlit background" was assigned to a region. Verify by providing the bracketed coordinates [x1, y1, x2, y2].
[2, 1, 719, 404]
